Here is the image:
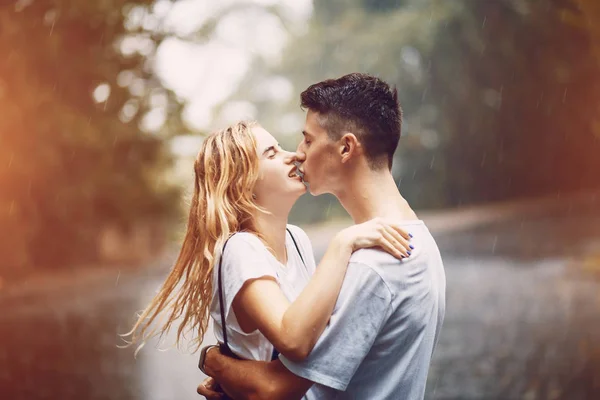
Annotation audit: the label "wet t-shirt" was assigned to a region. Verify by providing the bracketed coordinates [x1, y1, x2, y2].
[209, 225, 316, 361]
[280, 221, 446, 400]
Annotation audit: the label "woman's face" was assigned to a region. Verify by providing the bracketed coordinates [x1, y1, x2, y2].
[252, 126, 306, 209]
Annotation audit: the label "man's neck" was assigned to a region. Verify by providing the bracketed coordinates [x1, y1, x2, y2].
[335, 169, 418, 224]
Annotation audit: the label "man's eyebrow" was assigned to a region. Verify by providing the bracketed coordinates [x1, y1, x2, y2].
[262, 145, 276, 155]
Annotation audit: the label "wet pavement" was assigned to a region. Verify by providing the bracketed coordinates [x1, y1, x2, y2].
[1, 198, 599, 400]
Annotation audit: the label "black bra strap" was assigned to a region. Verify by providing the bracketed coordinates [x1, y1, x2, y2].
[218, 228, 306, 360]
[217, 238, 237, 358]
[286, 227, 306, 267]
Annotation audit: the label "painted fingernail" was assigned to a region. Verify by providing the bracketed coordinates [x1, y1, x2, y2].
[407, 251, 412, 256]
[409, 245, 415, 249]
[409, 233, 413, 238]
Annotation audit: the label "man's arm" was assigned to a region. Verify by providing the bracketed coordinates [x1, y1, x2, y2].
[203, 347, 313, 400]
[278, 262, 393, 391]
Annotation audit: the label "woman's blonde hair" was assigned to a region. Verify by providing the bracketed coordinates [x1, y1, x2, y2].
[125, 121, 264, 353]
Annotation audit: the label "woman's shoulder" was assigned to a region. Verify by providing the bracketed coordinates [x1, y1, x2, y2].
[226, 231, 265, 250]
[220, 231, 272, 270]
[286, 224, 308, 239]
[286, 224, 313, 249]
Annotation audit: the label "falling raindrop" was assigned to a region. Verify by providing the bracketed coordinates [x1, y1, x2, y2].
[492, 236, 498, 254]
[562, 88, 567, 104]
[429, 155, 435, 170]
[116, 270, 121, 286]
[325, 202, 332, 218]
[14, 0, 33, 12]
[482, 16, 487, 29]
[44, 9, 58, 36]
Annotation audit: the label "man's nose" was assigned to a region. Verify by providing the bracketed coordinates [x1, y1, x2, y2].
[283, 150, 303, 164]
[294, 145, 306, 162]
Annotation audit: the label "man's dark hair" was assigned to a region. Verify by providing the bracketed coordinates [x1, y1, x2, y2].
[300, 73, 403, 170]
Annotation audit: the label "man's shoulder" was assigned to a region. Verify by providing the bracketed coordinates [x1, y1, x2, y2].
[343, 252, 396, 300]
[349, 248, 399, 271]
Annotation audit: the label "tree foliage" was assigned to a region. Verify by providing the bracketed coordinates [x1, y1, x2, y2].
[0, 1, 178, 270]
[224, 0, 600, 221]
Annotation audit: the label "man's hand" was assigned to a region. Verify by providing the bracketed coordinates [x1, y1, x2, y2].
[197, 377, 225, 400]
[196, 343, 312, 400]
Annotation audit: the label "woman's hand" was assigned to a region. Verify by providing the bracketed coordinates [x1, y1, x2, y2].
[337, 217, 413, 259]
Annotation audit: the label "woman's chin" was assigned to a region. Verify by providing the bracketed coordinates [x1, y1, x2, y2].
[288, 185, 307, 202]
[289, 185, 307, 197]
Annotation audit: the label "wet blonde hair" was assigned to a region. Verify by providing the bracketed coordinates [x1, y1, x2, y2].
[125, 121, 264, 353]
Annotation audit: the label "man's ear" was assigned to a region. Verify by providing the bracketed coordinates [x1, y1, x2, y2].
[339, 133, 361, 164]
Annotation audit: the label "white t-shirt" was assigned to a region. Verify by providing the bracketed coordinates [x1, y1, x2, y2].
[280, 220, 446, 400]
[209, 225, 316, 361]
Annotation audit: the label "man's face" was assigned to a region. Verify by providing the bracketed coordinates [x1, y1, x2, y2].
[296, 110, 340, 196]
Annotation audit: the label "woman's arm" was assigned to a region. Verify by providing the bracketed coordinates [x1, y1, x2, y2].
[232, 218, 411, 361]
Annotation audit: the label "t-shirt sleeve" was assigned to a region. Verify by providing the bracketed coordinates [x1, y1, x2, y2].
[217, 233, 278, 323]
[279, 262, 393, 391]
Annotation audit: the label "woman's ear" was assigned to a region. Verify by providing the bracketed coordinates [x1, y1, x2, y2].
[339, 133, 360, 164]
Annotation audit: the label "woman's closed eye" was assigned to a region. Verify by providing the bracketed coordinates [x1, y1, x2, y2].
[268, 144, 286, 159]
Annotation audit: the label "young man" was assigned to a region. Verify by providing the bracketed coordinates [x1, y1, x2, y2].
[198, 73, 446, 400]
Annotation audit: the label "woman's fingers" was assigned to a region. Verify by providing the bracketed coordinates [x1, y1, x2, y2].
[380, 230, 408, 259]
[350, 219, 414, 258]
[389, 223, 411, 241]
[385, 226, 412, 255]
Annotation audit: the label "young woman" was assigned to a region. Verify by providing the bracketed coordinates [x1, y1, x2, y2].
[127, 121, 413, 367]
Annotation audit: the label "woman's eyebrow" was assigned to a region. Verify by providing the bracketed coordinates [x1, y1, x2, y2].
[262, 145, 276, 156]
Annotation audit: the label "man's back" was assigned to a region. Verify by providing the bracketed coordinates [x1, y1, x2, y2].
[280, 221, 446, 399]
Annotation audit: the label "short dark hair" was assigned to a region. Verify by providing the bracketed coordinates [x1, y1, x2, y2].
[300, 73, 402, 170]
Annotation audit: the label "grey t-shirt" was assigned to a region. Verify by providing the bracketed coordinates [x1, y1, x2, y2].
[280, 221, 446, 400]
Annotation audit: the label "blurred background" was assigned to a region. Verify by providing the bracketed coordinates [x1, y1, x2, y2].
[1, 0, 600, 399]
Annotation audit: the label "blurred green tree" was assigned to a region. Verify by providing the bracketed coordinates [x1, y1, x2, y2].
[429, 0, 600, 205]
[222, 0, 600, 223]
[0, 1, 179, 272]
